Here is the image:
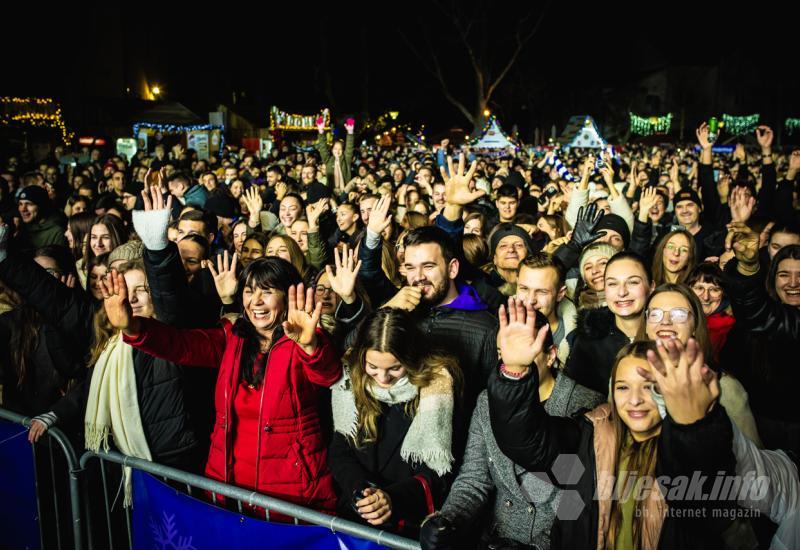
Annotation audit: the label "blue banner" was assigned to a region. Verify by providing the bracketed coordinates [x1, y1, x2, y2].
[132, 471, 389, 550]
[0, 421, 40, 550]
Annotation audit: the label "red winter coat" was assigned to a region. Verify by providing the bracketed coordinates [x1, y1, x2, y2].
[123, 317, 340, 513]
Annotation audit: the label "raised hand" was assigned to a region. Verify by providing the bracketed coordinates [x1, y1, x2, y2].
[275, 181, 288, 200]
[571, 203, 606, 247]
[440, 153, 483, 206]
[316, 115, 326, 134]
[207, 250, 239, 305]
[696, 122, 712, 150]
[733, 143, 747, 163]
[725, 222, 760, 272]
[638, 186, 659, 223]
[325, 244, 361, 304]
[100, 271, 138, 335]
[242, 186, 263, 216]
[367, 194, 392, 235]
[729, 186, 755, 224]
[59, 273, 77, 289]
[638, 338, 719, 425]
[716, 172, 731, 202]
[344, 118, 355, 135]
[756, 125, 774, 152]
[383, 286, 422, 311]
[282, 283, 321, 354]
[140, 184, 172, 212]
[497, 297, 550, 372]
[306, 198, 329, 231]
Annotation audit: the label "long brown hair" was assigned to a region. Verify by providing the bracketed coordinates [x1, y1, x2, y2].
[635, 283, 713, 366]
[606, 341, 661, 549]
[344, 308, 462, 447]
[89, 260, 149, 366]
[267, 234, 311, 281]
[651, 229, 696, 286]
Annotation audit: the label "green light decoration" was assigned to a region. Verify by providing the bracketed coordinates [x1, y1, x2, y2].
[721, 114, 759, 136]
[785, 118, 800, 136]
[629, 113, 673, 136]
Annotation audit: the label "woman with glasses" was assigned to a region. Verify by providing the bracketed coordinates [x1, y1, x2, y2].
[651, 229, 697, 286]
[686, 262, 734, 363]
[485, 301, 736, 549]
[637, 282, 762, 446]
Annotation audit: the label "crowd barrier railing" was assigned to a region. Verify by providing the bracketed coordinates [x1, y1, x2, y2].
[0, 407, 84, 550]
[80, 449, 421, 550]
[0, 407, 421, 550]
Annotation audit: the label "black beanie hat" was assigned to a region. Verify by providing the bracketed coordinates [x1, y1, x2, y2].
[595, 213, 630, 249]
[17, 185, 50, 207]
[204, 192, 238, 219]
[489, 222, 536, 257]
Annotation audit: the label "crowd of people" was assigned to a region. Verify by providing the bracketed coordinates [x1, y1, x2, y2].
[1, 116, 799, 549]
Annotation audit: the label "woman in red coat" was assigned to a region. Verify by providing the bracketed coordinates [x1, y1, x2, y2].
[101, 256, 340, 514]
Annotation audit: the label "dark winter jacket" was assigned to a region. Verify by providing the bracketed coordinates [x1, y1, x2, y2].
[328, 400, 456, 532]
[0, 308, 86, 417]
[723, 258, 800, 453]
[0, 255, 201, 466]
[487, 366, 737, 549]
[564, 306, 630, 395]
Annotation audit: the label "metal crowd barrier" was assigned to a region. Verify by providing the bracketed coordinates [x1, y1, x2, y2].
[0, 407, 84, 550]
[0, 407, 421, 550]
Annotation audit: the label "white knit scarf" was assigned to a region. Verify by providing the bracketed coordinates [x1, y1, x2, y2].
[85, 333, 152, 507]
[331, 367, 455, 476]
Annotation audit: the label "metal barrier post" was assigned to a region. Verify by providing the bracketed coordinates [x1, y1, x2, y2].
[0, 408, 84, 550]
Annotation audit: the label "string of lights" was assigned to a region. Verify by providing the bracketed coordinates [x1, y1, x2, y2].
[721, 114, 759, 136]
[132, 122, 226, 151]
[269, 106, 329, 131]
[786, 118, 800, 136]
[629, 113, 673, 136]
[0, 96, 74, 144]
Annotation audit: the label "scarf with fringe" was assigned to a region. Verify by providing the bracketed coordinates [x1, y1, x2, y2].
[331, 367, 455, 476]
[85, 332, 152, 507]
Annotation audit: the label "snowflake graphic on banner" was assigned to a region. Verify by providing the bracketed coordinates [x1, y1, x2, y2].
[149, 511, 197, 550]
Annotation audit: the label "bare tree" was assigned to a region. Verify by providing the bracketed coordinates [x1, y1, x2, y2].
[400, 0, 551, 131]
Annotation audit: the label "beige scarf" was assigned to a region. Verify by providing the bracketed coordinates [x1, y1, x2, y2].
[332, 367, 455, 476]
[85, 332, 152, 507]
[333, 158, 345, 191]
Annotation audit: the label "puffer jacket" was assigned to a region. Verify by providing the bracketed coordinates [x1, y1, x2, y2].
[416, 284, 498, 415]
[0, 255, 201, 466]
[123, 317, 341, 512]
[564, 306, 630, 395]
[487, 366, 737, 549]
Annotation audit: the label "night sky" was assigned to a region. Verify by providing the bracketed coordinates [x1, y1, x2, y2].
[5, 1, 799, 138]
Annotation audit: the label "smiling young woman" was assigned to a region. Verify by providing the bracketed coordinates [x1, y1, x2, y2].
[486, 300, 736, 549]
[328, 307, 463, 534]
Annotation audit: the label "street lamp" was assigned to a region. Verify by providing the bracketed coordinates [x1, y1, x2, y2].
[483, 109, 491, 117]
[152, 85, 161, 97]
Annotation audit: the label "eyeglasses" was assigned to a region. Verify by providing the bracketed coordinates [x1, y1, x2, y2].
[691, 284, 722, 297]
[646, 307, 691, 324]
[314, 285, 334, 295]
[665, 243, 690, 255]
